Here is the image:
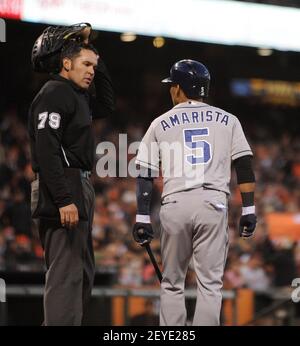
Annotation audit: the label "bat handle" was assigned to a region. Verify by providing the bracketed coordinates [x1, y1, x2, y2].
[145, 243, 163, 283]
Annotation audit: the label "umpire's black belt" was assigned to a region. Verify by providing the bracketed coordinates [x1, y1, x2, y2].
[80, 170, 91, 179]
[32, 167, 89, 220]
[35, 169, 91, 180]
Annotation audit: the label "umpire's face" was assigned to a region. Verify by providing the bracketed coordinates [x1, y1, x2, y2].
[64, 48, 98, 89]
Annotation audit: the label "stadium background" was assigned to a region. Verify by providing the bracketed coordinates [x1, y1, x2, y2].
[0, 0, 300, 325]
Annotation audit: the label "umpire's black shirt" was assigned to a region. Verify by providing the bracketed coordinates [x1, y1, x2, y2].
[29, 63, 114, 209]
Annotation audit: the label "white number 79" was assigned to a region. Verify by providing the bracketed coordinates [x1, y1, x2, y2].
[38, 112, 61, 130]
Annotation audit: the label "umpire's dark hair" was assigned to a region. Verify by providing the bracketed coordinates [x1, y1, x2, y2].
[60, 41, 98, 70]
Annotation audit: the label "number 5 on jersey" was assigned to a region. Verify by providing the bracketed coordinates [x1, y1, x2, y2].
[184, 128, 212, 165]
[38, 112, 61, 130]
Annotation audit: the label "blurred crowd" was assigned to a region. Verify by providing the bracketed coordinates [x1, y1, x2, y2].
[0, 106, 300, 303]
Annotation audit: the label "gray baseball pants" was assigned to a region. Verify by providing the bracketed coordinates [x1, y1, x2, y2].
[159, 188, 229, 326]
[31, 177, 95, 326]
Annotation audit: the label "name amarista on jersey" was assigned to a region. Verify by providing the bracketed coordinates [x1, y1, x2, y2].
[161, 110, 229, 131]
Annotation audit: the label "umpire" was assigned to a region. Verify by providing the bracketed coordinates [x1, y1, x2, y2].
[28, 24, 114, 325]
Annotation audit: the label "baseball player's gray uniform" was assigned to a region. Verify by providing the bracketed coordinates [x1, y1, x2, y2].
[136, 100, 253, 325]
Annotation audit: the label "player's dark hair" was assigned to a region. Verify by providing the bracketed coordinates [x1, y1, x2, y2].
[60, 41, 98, 70]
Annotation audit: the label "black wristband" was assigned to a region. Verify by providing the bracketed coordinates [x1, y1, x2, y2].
[241, 192, 254, 207]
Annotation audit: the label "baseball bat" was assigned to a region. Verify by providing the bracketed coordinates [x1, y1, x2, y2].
[144, 243, 162, 283]
[137, 229, 162, 283]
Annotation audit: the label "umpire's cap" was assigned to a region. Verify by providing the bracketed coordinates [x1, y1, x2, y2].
[162, 59, 210, 98]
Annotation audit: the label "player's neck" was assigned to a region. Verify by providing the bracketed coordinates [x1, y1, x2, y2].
[174, 97, 204, 106]
[173, 95, 188, 105]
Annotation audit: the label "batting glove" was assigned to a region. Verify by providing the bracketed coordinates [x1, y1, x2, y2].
[239, 213, 257, 238]
[132, 222, 154, 246]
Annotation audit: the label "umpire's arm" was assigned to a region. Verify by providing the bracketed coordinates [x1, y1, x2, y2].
[89, 59, 115, 118]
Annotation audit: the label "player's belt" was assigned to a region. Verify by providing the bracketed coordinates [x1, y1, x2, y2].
[203, 186, 226, 194]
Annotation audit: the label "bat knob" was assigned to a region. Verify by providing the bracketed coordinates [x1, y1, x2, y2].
[137, 228, 145, 236]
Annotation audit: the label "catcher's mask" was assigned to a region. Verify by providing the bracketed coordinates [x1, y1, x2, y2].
[31, 23, 95, 73]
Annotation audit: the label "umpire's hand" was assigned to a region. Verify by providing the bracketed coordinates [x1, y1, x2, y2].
[239, 214, 257, 238]
[79, 26, 91, 44]
[59, 203, 79, 229]
[132, 222, 154, 246]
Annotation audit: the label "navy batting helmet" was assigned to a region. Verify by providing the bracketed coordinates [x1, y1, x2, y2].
[162, 59, 210, 98]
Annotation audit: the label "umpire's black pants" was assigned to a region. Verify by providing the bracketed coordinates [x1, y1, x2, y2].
[34, 177, 95, 326]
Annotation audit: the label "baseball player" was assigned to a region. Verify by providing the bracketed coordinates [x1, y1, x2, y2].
[29, 24, 114, 325]
[132, 59, 257, 326]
